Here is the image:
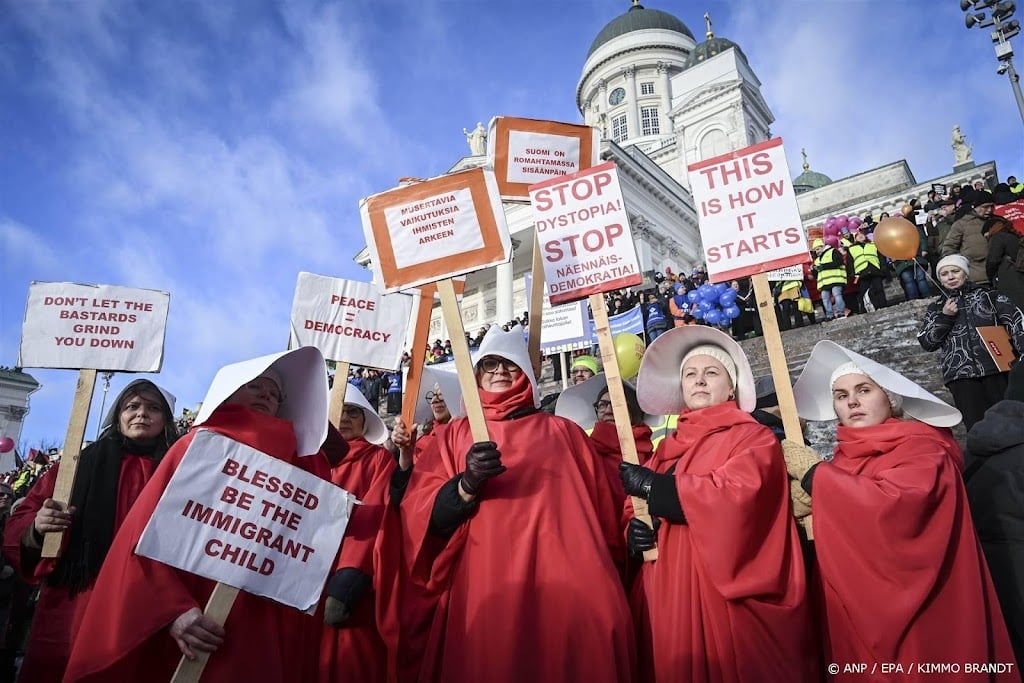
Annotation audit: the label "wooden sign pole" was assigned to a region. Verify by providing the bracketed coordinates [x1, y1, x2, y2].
[42, 368, 97, 558]
[590, 294, 657, 562]
[401, 288, 436, 430]
[328, 362, 351, 430]
[170, 583, 240, 683]
[751, 274, 803, 445]
[527, 241, 545, 379]
[560, 353, 569, 390]
[437, 279, 489, 442]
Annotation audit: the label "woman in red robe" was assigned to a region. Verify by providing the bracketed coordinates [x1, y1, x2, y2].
[400, 325, 635, 682]
[621, 326, 817, 682]
[318, 384, 394, 683]
[2, 379, 177, 683]
[63, 347, 334, 683]
[788, 341, 1018, 681]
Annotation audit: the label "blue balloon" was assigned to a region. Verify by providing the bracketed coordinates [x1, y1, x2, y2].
[698, 283, 715, 300]
[686, 289, 699, 303]
[699, 300, 714, 312]
[718, 290, 738, 307]
[714, 282, 729, 295]
[692, 307, 705, 320]
[725, 304, 742, 319]
[705, 309, 723, 325]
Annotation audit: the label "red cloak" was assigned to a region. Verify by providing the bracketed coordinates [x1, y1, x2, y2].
[401, 375, 635, 682]
[629, 401, 816, 682]
[2, 454, 156, 683]
[590, 420, 655, 504]
[63, 405, 333, 683]
[812, 419, 1019, 681]
[318, 436, 394, 683]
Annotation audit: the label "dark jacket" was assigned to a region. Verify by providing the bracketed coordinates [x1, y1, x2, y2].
[986, 229, 1024, 311]
[917, 282, 1024, 382]
[964, 399, 1024, 666]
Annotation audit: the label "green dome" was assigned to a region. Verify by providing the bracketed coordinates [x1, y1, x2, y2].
[587, 4, 695, 58]
[793, 169, 833, 190]
[683, 36, 747, 69]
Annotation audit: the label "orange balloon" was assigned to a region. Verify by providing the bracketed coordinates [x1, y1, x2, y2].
[901, 203, 914, 217]
[873, 217, 920, 260]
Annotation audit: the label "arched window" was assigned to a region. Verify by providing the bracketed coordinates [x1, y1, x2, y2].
[699, 129, 731, 159]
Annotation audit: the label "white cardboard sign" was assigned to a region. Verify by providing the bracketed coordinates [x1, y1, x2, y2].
[528, 161, 641, 305]
[360, 167, 512, 294]
[19, 282, 170, 371]
[686, 138, 810, 283]
[765, 265, 805, 281]
[136, 430, 356, 612]
[488, 117, 600, 201]
[290, 273, 413, 370]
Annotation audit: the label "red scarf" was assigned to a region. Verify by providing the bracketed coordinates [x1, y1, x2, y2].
[835, 418, 963, 469]
[656, 401, 753, 468]
[477, 371, 534, 421]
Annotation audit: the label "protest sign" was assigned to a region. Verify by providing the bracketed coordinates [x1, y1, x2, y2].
[524, 273, 589, 354]
[995, 200, 1024, 235]
[360, 167, 512, 293]
[289, 272, 412, 371]
[588, 305, 644, 343]
[765, 265, 805, 281]
[687, 138, 809, 283]
[137, 430, 356, 612]
[529, 161, 642, 305]
[19, 282, 170, 371]
[488, 116, 600, 202]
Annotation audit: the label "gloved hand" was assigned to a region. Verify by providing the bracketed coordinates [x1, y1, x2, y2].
[324, 568, 372, 627]
[619, 462, 658, 499]
[627, 517, 661, 556]
[461, 441, 506, 495]
[781, 440, 820, 482]
[789, 479, 812, 520]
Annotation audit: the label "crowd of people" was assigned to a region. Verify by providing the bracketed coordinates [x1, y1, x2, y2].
[1, 177, 1022, 682]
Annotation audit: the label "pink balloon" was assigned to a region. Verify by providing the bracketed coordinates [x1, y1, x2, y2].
[824, 217, 837, 229]
[0, 437, 13, 454]
[823, 225, 839, 237]
[824, 235, 841, 248]
[834, 216, 849, 230]
[849, 216, 863, 227]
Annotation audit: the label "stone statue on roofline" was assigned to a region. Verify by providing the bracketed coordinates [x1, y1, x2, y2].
[463, 121, 487, 156]
[952, 125, 974, 165]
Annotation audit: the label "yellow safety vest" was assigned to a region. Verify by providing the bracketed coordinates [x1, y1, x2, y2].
[814, 248, 847, 288]
[848, 243, 880, 274]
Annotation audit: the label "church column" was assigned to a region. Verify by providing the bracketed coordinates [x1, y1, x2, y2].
[625, 66, 638, 139]
[597, 80, 608, 139]
[495, 238, 520, 325]
[658, 61, 672, 134]
[631, 217, 654, 271]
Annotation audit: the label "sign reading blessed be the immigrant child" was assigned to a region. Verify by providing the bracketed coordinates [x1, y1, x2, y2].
[136, 430, 357, 612]
[488, 116, 601, 202]
[686, 138, 809, 283]
[528, 161, 642, 305]
[289, 273, 413, 371]
[19, 282, 170, 372]
[359, 167, 512, 294]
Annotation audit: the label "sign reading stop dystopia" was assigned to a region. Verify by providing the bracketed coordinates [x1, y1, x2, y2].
[360, 167, 512, 294]
[529, 161, 642, 305]
[488, 116, 601, 202]
[137, 430, 357, 612]
[290, 273, 413, 371]
[19, 282, 170, 371]
[686, 138, 809, 283]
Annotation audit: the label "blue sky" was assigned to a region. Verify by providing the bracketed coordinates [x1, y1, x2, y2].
[2, 0, 1022, 448]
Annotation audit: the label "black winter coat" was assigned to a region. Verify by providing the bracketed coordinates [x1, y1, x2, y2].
[964, 399, 1024, 666]
[986, 229, 1024, 312]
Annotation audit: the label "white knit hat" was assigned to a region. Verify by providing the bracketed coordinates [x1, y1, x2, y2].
[936, 254, 969, 275]
[794, 341, 961, 427]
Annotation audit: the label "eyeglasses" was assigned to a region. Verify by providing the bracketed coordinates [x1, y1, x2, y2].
[479, 357, 520, 374]
[425, 391, 445, 402]
[593, 400, 612, 412]
[341, 406, 364, 419]
[242, 380, 283, 404]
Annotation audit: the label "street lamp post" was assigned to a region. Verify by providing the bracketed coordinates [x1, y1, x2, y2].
[95, 372, 115, 439]
[961, 0, 1024, 124]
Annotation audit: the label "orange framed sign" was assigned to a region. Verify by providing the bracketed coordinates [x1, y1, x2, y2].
[360, 168, 511, 294]
[488, 116, 600, 202]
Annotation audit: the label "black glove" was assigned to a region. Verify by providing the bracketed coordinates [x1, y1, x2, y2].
[461, 441, 506, 495]
[627, 517, 661, 556]
[619, 462, 657, 499]
[324, 567, 372, 626]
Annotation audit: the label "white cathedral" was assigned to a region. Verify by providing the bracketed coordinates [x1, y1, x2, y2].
[357, 2, 997, 339]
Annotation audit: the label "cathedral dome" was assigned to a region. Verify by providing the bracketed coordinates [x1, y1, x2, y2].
[793, 150, 833, 193]
[586, 3, 695, 58]
[683, 36, 747, 69]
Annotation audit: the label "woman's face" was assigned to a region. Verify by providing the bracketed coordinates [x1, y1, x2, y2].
[476, 355, 522, 392]
[594, 389, 614, 423]
[680, 355, 734, 410]
[938, 265, 967, 290]
[225, 377, 283, 417]
[428, 391, 451, 422]
[832, 373, 892, 427]
[118, 389, 167, 441]
[337, 405, 366, 441]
